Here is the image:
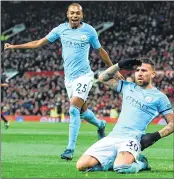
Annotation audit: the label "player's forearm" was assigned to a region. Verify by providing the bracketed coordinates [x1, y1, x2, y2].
[158, 114, 174, 138]
[99, 63, 120, 82]
[100, 78, 119, 90]
[1, 83, 9, 87]
[10, 40, 42, 49]
[98, 48, 113, 67]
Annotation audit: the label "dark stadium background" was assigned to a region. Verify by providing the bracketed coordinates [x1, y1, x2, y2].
[1, 1, 173, 119]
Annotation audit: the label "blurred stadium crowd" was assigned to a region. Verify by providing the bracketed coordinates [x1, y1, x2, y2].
[1, 1, 174, 117]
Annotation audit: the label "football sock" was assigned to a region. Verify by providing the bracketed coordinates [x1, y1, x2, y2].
[67, 106, 81, 150]
[85, 164, 104, 172]
[80, 109, 103, 128]
[113, 161, 147, 173]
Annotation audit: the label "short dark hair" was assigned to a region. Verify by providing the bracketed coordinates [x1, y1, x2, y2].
[140, 58, 155, 70]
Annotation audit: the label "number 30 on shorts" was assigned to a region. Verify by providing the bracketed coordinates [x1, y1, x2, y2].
[76, 83, 87, 93]
[126, 140, 139, 151]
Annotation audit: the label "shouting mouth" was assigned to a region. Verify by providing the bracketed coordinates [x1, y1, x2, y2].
[72, 19, 79, 25]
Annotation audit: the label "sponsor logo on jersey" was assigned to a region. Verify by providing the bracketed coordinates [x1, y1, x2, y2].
[80, 34, 87, 41]
[145, 96, 153, 103]
[62, 40, 88, 49]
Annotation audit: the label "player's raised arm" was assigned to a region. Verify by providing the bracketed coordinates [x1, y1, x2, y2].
[97, 47, 124, 80]
[99, 58, 142, 89]
[4, 37, 49, 50]
[98, 64, 120, 89]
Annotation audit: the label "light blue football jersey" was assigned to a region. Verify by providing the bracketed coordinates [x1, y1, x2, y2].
[46, 22, 101, 80]
[108, 80, 173, 141]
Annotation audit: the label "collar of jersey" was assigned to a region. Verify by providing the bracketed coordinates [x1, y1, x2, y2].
[67, 22, 84, 30]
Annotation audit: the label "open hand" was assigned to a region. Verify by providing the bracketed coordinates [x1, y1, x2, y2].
[4, 43, 13, 50]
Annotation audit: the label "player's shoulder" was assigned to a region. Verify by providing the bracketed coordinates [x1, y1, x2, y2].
[152, 87, 165, 95]
[155, 88, 169, 99]
[82, 22, 96, 32]
[117, 80, 135, 93]
[59, 22, 69, 29]
[53, 22, 68, 30]
[83, 22, 94, 29]
[148, 87, 170, 102]
[122, 80, 135, 87]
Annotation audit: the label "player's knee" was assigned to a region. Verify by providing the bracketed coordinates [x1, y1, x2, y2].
[115, 151, 135, 166]
[69, 106, 80, 117]
[76, 155, 95, 171]
[76, 159, 84, 170]
[76, 158, 89, 171]
[119, 151, 131, 156]
[119, 151, 133, 158]
[114, 151, 138, 174]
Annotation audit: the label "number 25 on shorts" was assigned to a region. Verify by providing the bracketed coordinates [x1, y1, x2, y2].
[76, 83, 88, 94]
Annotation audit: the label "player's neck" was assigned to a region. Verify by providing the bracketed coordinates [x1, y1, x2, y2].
[140, 84, 154, 90]
[69, 22, 83, 29]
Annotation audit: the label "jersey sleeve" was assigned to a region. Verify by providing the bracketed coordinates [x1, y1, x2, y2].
[157, 95, 173, 116]
[45, 26, 61, 43]
[116, 80, 132, 94]
[89, 27, 101, 49]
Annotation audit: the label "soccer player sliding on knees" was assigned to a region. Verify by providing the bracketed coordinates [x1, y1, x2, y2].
[76, 58, 174, 173]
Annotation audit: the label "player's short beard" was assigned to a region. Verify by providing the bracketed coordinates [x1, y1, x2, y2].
[136, 80, 150, 87]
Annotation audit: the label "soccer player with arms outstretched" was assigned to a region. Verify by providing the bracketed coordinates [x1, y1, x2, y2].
[76, 58, 174, 173]
[4, 3, 123, 160]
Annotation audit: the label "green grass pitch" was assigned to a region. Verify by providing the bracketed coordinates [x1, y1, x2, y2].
[1, 122, 174, 178]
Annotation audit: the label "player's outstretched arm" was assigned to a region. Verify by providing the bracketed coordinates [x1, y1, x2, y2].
[141, 113, 174, 151]
[1, 83, 9, 87]
[4, 37, 49, 50]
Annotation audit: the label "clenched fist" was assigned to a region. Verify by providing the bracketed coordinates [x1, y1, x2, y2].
[118, 58, 142, 70]
[4, 43, 14, 50]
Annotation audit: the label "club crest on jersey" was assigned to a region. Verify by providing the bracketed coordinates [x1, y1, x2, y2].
[145, 96, 153, 103]
[80, 34, 87, 41]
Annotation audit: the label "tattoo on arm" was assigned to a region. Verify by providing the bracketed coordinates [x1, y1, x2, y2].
[102, 78, 119, 90]
[159, 113, 174, 138]
[99, 64, 120, 81]
[102, 72, 115, 81]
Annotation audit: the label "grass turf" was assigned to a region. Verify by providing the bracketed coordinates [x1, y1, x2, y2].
[1, 122, 174, 178]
